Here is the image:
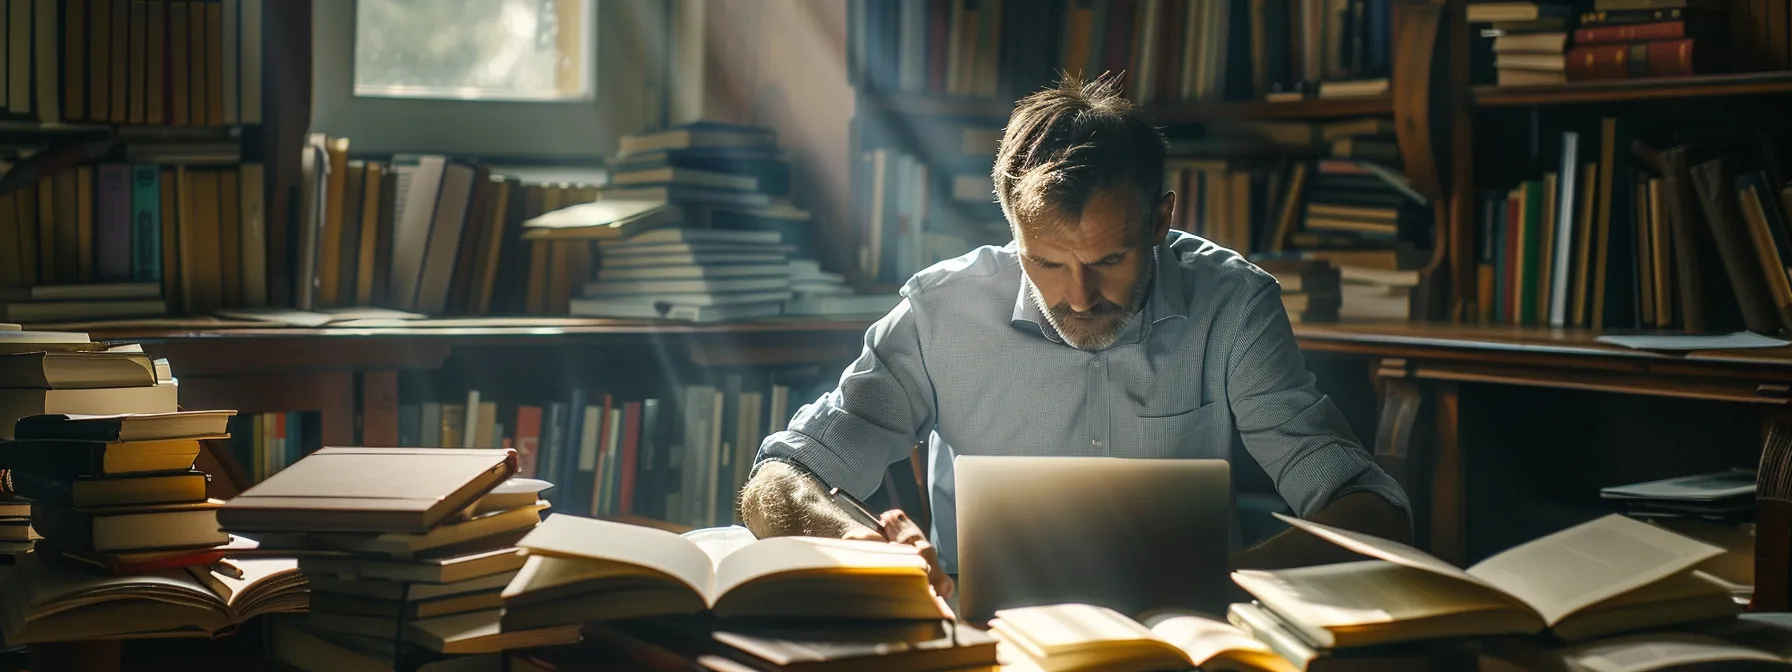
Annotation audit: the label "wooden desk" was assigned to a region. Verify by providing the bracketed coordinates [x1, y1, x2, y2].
[1293, 323, 1792, 609]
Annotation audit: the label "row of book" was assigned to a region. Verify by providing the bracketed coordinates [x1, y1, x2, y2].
[850, 0, 1394, 103]
[1479, 119, 1792, 335]
[0, 161, 261, 322]
[1470, 1, 1728, 86]
[384, 376, 816, 530]
[7, 0, 264, 125]
[1169, 116, 1427, 322]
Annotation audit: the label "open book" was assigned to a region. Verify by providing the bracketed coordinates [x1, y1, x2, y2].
[0, 554, 307, 643]
[499, 514, 945, 629]
[1230, 514, 1740, 650]
[989, 602, 1297, 672]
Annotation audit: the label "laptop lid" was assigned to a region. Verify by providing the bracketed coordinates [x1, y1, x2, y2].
[954, 455, 1231, 622]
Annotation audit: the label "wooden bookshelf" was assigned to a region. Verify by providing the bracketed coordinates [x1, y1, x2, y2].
[862, 94, 1396, 123]
[1473, 71, 1792, 108]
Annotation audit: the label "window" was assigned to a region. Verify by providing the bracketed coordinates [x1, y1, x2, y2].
[352, 0, 594, 102]
[310, 0, 662, 159]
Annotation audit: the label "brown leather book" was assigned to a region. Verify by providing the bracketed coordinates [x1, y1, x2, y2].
[216, 447, 518, 534]
[1643, 145, 1721, 333]
[1690, 157, 1784, 336]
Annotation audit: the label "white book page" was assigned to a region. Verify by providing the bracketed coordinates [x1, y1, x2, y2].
[1232, 560, 1529, 635]
[1150, 613, 1278, 668]
[711, 536, 926, 602]
[1273, 513, 1491, 587]
[1466, 514, 1723, 626]
[514, 514, 715, 598]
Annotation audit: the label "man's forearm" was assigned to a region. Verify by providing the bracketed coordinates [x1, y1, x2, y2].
[739, 460, 866, 538]
[1231, 491, 1412, 570]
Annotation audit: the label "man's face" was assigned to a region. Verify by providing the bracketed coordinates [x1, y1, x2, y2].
[1016, 184, 1174, 350]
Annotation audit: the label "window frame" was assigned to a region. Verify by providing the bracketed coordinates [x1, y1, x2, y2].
[310, 0, 666, 161]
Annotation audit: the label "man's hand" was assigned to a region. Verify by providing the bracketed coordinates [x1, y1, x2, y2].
[843, 509, 954, 599]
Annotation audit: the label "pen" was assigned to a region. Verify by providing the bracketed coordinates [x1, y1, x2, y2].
[211, 559, 244, 580]
[829, 487, 887, 538]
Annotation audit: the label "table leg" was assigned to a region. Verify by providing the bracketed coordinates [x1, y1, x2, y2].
[1371, 359, 1466, 563]
[1429, 381, 1465, 565]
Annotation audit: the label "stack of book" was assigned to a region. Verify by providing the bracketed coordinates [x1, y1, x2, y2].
[1566, 3, 1727, 81]
[1469, 2, 1573, 87]
[605, 122, 811, 256]
[784, 259, 903, 317]
[498, 515, 994, 670]
[1252, 258, 1341, 324]
[571, 228, 796, 323]
[217, 446, 578, 667]
[0, 325, 188, 559]
[1602, 469, 1758, 601]
[12, 409, 236, 565]
[0, 283, 168, 324]
[0, 409, 308, 644]
[0, 328, 180, 440]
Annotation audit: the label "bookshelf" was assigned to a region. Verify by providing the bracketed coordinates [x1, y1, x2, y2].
[1472, 71, 1792, 107]
[862, 94, 1399, 123]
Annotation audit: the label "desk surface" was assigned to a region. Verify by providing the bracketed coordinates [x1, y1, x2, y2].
[35, 317, 1792, 371]
[1293, 322, 1792, 370]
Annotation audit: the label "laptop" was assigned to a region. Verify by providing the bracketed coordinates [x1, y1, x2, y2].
[954, 455, 1231, 622]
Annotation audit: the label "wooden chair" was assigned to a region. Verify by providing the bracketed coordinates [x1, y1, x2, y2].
[1756, 418, 1792, 612]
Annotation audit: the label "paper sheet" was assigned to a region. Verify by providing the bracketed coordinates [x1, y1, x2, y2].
[1595, 332, 1791, 351]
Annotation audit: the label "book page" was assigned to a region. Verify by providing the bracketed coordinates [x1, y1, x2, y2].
[185, 557, 299, 608]
[1273, 513, 1490, 587]
[1231, 560, 1535, 641]
[514, 514, 715, 598]
[992, 603, 1160, 656]
[711, 537, 927, 603]
[1150, 613, 1291, 670]
[1466, 514, 1723, 626]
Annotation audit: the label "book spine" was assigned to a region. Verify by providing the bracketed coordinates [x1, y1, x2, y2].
[130, 164, 162, 282]
[95, 163, 133, 282]
[1579, 8, 1700, 26]
[1574, 21, 1688, 45]
[1565, 39, 1701, 80]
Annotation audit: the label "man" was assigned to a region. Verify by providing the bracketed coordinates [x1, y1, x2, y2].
[740, 75, 1411, 599]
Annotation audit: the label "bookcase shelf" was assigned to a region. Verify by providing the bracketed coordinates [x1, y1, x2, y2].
[1472, 71, 1792, 107]
[862, 94, 1396, 123]
[0, 121, 246, 138]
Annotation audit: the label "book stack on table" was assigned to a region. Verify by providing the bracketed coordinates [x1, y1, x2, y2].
[0, 409, 308, 644]
[218, 446, 573, 669]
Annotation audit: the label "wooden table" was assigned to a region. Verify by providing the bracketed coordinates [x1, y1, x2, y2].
[1293, 322, 1792, 610]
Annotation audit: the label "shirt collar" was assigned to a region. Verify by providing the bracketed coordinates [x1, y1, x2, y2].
[1010, 238, 1190, 347]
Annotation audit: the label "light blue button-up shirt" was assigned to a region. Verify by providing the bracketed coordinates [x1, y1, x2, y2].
[755, 230, 1409, 573]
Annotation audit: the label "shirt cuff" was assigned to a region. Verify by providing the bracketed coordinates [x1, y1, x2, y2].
[755, 428, 887, 500]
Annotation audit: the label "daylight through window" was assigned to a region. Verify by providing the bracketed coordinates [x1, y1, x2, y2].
[353, 0, 595, 102]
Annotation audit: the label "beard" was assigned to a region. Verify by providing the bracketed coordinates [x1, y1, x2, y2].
[1029, 250, 1157, 351]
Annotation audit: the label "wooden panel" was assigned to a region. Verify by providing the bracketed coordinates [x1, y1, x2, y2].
[175, 370, 356, 446]
[361, 370, 399, 446]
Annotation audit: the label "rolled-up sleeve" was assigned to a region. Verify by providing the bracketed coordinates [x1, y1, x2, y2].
[754, 296, 936, 499]
[1225, 282, 1411, 518]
